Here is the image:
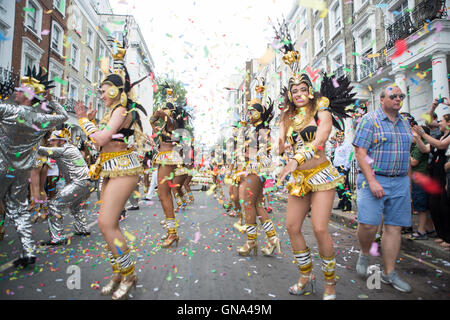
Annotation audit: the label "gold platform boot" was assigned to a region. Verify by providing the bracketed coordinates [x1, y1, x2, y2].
[289, 247, 316, 295]
[321, 254, 337, 300]
[161, 218, 179, 248]
[101, 251, 122, 296]
[237, 224, 257, 256]
[233, 211, 247, 233]
[261, 219, 282, 256]
[112, 249, 138, 300]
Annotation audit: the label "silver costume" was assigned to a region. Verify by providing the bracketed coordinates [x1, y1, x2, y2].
[0, 101, 68, 259]
[38, 143, 93, 242]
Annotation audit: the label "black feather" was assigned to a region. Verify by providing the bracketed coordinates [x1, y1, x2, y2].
[130, 75, 148, 90]
[319, 73, 356, 131]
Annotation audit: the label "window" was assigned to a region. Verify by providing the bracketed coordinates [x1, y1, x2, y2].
[329, 1, 342, 36]
[53, 0, 66, 15]
[70, 7, 82, 34]
[300, 41, 308, 68]
[97, 69, 103, 84]
[51, 22, 63, 55]
[97, 101, 104, 120]
[360, 30, 372, 51]
[70, 43, 80, 70]
[84, 89, 91, 106]
[0, 26, 5, 58]
[393, 0, 409, 21]
[354, 0, 368, 13]
[49, 70, 59, 96]
[290, 22, 298, 46]
[314, 21, 325, 54]
[99, 43, 105, 58]
[69, 81, 79, 100]
[87, 27, 94, 49]
[332, 54, 343, 76]
[85, 57, 92, 81]
[299, 8, 307, 33]
[24, 0, 42, 35]
[21, 37, 44, 75]
[23, 54, 37, 74]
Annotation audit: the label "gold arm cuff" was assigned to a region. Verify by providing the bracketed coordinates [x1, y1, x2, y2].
[293, 153, 306, 166]
[78, 117, 99, 140]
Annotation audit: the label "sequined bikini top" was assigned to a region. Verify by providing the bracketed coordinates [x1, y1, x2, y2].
[299, 125, 317, 142]
[286, 96, 330, 147]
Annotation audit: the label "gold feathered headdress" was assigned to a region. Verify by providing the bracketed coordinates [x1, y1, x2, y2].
[17, 66, 55, 101]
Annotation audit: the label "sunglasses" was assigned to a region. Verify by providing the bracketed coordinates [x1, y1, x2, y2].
[389, 94, 406, 100]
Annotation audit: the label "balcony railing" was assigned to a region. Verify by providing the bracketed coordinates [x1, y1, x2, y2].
[63, 98, 77, 113]
[386, 0, 447, 49]
[358, 47, 391, 81]
[0, 67, 20, 100]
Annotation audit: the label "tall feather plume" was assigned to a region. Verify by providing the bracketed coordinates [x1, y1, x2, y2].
[320, 73, 357, 131]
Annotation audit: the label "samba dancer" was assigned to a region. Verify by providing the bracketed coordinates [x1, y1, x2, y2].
[236, 80, 280, 256]
[150, 84, 190, 247]
[75, 37, 148, 299]
[274, 21, 356, 300]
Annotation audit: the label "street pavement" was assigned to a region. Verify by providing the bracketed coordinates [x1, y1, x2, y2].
[0, 186, 449, 301]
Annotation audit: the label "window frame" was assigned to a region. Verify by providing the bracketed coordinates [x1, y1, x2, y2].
[21, 37, 45, 76]
[354, 0, 368, 14]
[69, 78, 80, 100]
[23, 53, 38, 75]
[299, 8, 307, 34]
[53, 0, 66, 16]
[51, 21, 64, 56]
[84, 88, 92, 106]
[314, 20, 325, 55]
[24, 0, 42, 38]
[300, 40, 308, 69]
[329, 0, 342, 39]
[85, 57, 92, 82]
[360, 29, 372, 53]
[70, 43, 80, 71]
[87, 27, 94, 49]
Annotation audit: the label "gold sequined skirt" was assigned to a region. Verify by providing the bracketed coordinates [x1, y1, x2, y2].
[226, 170, 243, 185]
[89, 149, 143, 180]
[175, 165, 189, 176]
[244, 155, 273, 176]
[287, 161, 344, 197]
[152, 150, 183, 166]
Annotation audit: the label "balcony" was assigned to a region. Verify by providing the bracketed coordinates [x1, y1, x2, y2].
[386, 0, 447, 49]
[358, 47, 391, 81]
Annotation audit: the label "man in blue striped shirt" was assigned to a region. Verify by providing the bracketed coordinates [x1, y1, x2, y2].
[353, 85, 413, 293]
